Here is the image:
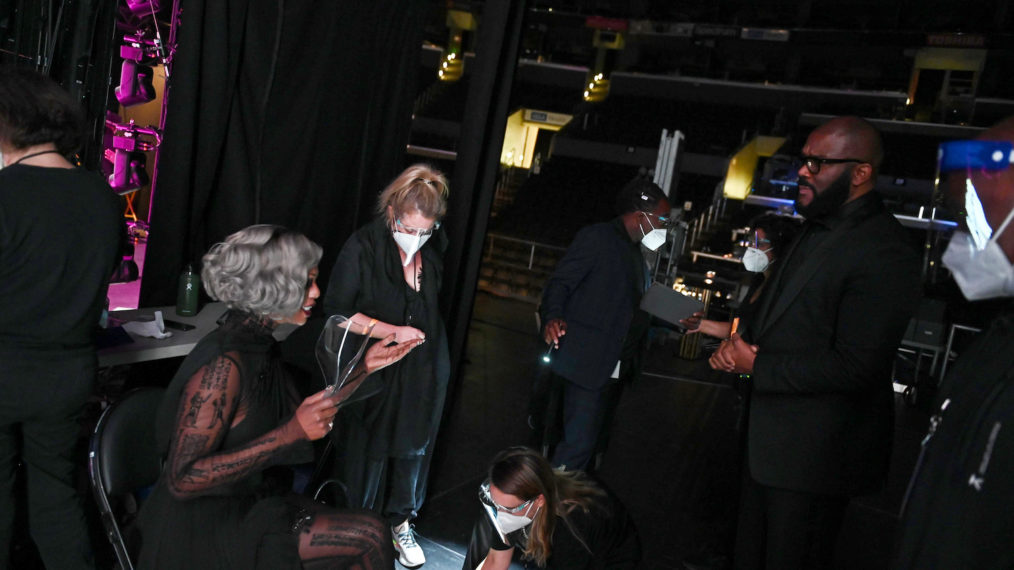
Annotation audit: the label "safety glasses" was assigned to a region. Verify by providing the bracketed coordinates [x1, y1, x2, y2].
[396, 218, 440, 237]
[478, 480, 532, 514]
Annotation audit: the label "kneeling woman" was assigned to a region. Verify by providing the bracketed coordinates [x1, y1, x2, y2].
[464, 447, 641, 569]
[136, 225, 421, 569]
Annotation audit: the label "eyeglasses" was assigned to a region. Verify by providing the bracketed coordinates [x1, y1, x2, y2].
[798, 156, 867, 175]
[478, 480, 532, 514]
[396, 218, 440, 237]
[751, 234, 771, 249]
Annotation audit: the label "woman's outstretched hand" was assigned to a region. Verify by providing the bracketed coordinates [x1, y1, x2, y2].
[394, 325, 425, 343]
[364, 333, 424, 374]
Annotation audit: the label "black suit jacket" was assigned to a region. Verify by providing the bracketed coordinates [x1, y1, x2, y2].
[540, 219, 646, 391]
[743, 193, 921, 495]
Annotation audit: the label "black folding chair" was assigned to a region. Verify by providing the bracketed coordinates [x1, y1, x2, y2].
[88, 387, 164, 570]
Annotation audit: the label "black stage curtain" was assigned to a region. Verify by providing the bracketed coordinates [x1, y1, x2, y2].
[140, 0, 425, 306]
[440, 1, 526, 384]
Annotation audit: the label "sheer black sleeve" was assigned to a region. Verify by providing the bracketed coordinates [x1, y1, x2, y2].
[165, 352, 305, 499]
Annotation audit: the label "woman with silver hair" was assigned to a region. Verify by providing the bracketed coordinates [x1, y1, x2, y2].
[136, 225, 422, 569]
[463, 447, 640, 569]
[323, 164, 451, 567]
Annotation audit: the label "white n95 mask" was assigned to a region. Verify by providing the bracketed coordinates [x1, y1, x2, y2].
[392, 232, 430, 266]
[942, 224, 1014, 301]
[491, 507, 537, 538]
[639, 213, 667, 251]
[742, 247, 771, 273]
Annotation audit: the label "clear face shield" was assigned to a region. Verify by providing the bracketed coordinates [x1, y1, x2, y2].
[316, 315, 378, 402]
[934, 140, 1014, 300]
[934, 140, 1014, 247]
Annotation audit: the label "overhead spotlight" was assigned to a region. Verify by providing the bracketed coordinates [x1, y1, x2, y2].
[107, 147, 150, 193]
[125, 0, 160, 16]
[438, 9, 475, 82]
[115, 59, 156, 106]
[115, 36, 159, 106]
[581, 24, 626, 103]
[103, 116, 162, 194]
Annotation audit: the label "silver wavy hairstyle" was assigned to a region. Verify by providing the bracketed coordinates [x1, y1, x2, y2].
[201, 225, 323, 316]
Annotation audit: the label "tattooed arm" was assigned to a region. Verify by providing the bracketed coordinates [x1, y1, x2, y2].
[166, 352, 338, 499]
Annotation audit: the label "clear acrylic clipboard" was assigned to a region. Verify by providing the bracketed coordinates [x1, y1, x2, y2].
[315, 315, 377, 396]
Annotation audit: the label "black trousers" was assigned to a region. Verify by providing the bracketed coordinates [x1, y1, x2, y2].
[0, 350, 96, 570]
[550, 373, 621, 472]
[734, 473, 849, 570]
[356, 453, 433, 527]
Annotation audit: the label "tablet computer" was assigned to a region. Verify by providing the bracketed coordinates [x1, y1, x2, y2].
[639, 283, 705, 326]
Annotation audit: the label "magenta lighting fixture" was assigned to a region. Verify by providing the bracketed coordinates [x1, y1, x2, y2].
[125, 0, 160, 16]
[115, 60, 155, 106]
[103, 116, 162, 194]
[114, 36, 157, 106]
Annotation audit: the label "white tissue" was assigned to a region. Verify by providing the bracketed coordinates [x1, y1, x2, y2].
[123, 310, 173, 339]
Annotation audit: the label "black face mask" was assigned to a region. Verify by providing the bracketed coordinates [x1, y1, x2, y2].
[796, 168, 852, 220]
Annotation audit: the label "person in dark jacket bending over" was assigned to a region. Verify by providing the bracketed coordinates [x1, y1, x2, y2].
[710, 116, 922, 569]
[893, 116, 1014, 569]
[540, 178, 671, 472]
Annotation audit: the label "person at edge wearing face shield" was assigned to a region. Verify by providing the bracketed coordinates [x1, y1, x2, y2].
[461, 447, 640, 570]
[540, 178, 671, 473]
[710, 116, 922, 570]
[680, 213, 802, 339]
[322, 164, 451, 569]
[893, 117, 1014, 569]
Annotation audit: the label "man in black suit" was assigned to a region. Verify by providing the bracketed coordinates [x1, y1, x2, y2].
[710, 116, 921, 569]
[541, 178, 671, 472]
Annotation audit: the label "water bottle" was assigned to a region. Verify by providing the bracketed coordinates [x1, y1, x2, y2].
[99, 297, 110, 328]
[176, 264, 200, 317]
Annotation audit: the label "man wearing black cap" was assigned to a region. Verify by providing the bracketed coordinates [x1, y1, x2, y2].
[540, 178, 671, 472]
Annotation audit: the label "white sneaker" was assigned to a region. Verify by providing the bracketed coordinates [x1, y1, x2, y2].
[392, 519, 426, 568]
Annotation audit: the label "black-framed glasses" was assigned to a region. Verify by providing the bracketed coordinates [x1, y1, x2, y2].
[478, 480, 533, 514]
[799, 156, 867, 175]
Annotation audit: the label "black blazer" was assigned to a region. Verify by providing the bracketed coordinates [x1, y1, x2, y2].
[540, 219, 646, 390]
[744, 193, 921, 495]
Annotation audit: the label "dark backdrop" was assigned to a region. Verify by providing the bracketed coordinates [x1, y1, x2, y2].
[139, 0, 427, 306]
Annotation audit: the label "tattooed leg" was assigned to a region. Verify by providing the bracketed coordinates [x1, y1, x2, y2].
[298, 506, 393, 570]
